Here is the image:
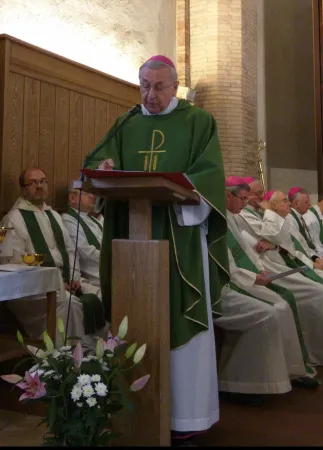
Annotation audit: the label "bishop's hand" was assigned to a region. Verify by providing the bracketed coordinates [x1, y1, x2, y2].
[98, 159, 115, 170]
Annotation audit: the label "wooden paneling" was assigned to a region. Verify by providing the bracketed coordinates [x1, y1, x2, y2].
[95, 99, 108, 142]
[1, 73, 24, 212]
[22, 77, 40, 168]
[39, 82, 56, 205]
[68, 91, 83, 183]
[0, 34, 140, 216]
[107, 102, 118, 131]
[8, 35, 139, 107]
[82, 95, 96, 161]
[54, 87, 69, 211]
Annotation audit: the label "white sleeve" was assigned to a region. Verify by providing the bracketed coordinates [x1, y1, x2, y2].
[53, 212, 82, 281]
[173, 197, 212, 226]
[62, 214, 100, 265]
[228, 248, 257, 288]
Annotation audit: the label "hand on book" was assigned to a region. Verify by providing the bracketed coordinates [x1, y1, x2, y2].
[98, 159, 115, 170]
[255, 272, 271, 286]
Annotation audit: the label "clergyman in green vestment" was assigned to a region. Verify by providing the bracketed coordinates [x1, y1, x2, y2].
[83, 55, 229, 437]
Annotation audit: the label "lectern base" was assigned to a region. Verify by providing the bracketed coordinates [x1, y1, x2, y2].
[111, 239, 171, 447]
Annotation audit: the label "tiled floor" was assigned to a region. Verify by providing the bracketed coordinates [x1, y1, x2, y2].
[1, 369, 323, 446]
[0, 410, 46, 446]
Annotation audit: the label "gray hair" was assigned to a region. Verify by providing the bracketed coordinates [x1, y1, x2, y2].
[289, 188, 308, 203]
[226, 184, 250, 196]
[269, 190, 281, 203]
[138, 60, 178, 82]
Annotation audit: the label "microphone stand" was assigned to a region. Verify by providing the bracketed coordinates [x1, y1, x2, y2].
[64, 103, 142, 344]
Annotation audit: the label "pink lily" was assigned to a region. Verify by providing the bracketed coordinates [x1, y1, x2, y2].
[130, 374, 150, 392]
[16, 371, 46, 401]
[1, 374, 23, 384]
[72, 343, 83, 368]
[101, 332, 126, 353]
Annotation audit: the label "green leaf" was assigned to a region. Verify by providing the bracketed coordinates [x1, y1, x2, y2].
[117, 316, 128, 339]
[17, 330, 24, 345]
[133, 343, 147, 365]
[96, 339, 104, 360]
[48, 398, 57, 430]
[125, 342, 137, 359]
[43, 331, 54, 353]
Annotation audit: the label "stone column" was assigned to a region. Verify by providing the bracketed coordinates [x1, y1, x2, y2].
[177, 0, 259, 177]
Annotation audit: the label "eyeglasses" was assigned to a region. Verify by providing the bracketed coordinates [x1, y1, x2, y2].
[139, 82, 175, 93]
[23, 179, 48, 187]
[232, 192, 248, 203]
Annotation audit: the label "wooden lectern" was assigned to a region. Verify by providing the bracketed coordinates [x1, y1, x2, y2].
[80, 171, 200, 447]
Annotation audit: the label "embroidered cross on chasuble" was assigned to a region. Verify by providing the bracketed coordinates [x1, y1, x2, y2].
[138, 130, 166, 172]
[83, 99, 230, 350]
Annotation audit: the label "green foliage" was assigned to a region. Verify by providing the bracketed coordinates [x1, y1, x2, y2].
[2, 317, 150, 447]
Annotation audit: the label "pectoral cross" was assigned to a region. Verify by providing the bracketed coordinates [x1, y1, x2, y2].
[138, 130, 166, 172]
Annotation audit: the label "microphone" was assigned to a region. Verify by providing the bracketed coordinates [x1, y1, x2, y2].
[81, 103, 142, 176]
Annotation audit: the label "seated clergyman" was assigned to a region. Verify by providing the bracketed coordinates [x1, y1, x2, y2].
[219, 176, 320, 391]
[285, 187, 321, 255]
[303, 198, 323, 257]
[61, 184, 102, 287]
[0, 168, 108, 347]
[237, 186, 323, 366]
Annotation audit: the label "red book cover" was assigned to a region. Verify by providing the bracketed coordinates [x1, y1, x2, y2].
[81, 169, 195, 191]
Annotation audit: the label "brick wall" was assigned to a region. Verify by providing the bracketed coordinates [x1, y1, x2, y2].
[177, 0, 259, 177]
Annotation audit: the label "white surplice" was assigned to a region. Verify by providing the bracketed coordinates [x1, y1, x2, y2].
[172, 188, 219, 432]
[303, 205, 323, 257]
[238, 208, 323, 365]
[286, 208, 319, 253]
[62, 209, 102, 287]
[216, 254, 300, 394]
[226, 211, 307, 375]
[144, 96, 220, 432]
[0, 197, 107, 348]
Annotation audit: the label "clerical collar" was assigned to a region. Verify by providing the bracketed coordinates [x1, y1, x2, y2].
[291, 207, 302, 218]
[141, 97, 179, 116]
[12, 196, 50, 212]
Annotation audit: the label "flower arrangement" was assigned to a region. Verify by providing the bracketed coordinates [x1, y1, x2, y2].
[1, 316, 150, 447]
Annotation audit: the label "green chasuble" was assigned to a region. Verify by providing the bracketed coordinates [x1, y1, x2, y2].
[84, 99, 230, 350]
[243, 207, 264, 219]
[18, 209, 105, 335]
[309, 206, 323, 244]
[289, 210, 315, 250]
[279, 235, 323, 285]
[227, 229, 314, 375]
[65, 207, 101, 250]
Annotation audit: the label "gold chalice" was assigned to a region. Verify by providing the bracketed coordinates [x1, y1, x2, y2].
[21, 253, 36, 266]
[34, 254, 46, 266]
[0, 227, 13, 253]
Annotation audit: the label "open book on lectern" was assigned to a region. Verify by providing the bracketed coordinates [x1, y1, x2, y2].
[81, 169, 195, 191]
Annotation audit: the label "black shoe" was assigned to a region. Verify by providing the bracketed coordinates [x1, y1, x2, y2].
[219, 391, 265, 406]
[292, 377, 321, 389]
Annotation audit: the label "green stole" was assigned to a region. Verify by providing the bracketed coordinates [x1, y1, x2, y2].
[18, 209, 105, 335]
[279, 235, 323, 284]
[309, 206, 323, 244]
[227, 229, 313, 374]
[65, 207, 101, 250]
[89, 215, 103, 232]
[244, 207, 264, 219]
[290, 210, 315, 250]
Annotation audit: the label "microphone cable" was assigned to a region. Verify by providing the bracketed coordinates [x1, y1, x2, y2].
[63, 103, 142, 345]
